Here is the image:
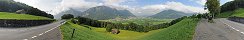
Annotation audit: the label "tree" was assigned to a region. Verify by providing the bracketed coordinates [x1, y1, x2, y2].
[205, 0, 220, 19]
[106, 24, 113, 32]
[61, 14, 74, 19]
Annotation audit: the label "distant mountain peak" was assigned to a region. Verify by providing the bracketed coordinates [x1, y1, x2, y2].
[149, 9, 192, 19]
[80, 6, 135, 20]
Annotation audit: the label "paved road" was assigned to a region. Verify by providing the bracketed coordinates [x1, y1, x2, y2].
[193, 18, 244, 40]
[0, 20, 66, 40]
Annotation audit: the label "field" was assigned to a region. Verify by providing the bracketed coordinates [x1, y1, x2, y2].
[0, 12, 51, 20]
[91, 27, 163, 40]
[59, 20, 115, 40]
[100, 18, 172, 25]
[139, 18, 199, 40]
[60, 18, 199, 40]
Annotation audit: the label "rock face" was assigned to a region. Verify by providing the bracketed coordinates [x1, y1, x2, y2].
[0, 19, 54, 27]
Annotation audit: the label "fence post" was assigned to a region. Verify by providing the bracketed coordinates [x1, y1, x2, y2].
[71, 29, 75, 40]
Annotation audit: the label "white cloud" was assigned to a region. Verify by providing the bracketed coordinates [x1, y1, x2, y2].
[50, 0, 102, 15]
[14, 0, 206, 18]
[14, 0, 61, 11]
[132, 1, 207, 17]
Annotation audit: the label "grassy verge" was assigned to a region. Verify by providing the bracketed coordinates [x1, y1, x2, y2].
[0, 12, 52, 20]
[217, 11, 233, 18]
[232, 8, 244, 17]
[138, 18, 200, 40]
[60, 20, 115, 40]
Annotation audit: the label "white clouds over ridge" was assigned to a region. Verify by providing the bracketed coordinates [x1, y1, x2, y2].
[14, 0, 207, 16]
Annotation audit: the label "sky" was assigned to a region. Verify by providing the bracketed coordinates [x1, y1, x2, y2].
[14, 0, 234, 16]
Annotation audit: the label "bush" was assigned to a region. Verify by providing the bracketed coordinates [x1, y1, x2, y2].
[106, 24, 113, 32]
[61, 14, 74, 19]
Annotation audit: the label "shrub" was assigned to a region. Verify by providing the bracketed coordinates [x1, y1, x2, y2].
[61, 14, 74, 19]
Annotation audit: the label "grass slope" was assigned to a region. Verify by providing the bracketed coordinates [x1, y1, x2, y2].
[139, 18, 199, 40]
[60, 20, 115, 40]
[92, 27, 163, 40]
[232, 8, 244, 17]
[0, 12, 51, 20]
[60, 18, 199, 40]
[217, 8, 244, 18]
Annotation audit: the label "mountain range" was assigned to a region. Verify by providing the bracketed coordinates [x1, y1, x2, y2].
[57, 6, 136, 20]
[149, 9, 193, 19]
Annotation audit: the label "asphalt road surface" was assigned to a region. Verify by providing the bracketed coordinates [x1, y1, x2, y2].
[0, 20, 66, 40]
[193, 18, 244, 40]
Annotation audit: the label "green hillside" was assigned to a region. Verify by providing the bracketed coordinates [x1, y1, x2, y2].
[217, 8, 244, 18]
[232, 8, 244, 17]
[92, 27, 163, 40]
[139, 18, 199, 40]
[60, 18, 199, 40]
[0, 12, 51, 20]
[60, 20, 115, 40]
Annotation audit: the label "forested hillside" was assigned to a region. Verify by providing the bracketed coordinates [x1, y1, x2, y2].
[0, 0, 53, 19]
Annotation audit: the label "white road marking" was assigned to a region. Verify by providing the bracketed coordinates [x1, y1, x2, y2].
[25, 21, 67, 40]
[23, 39, 28, 40]
[39, 33, 43, 36]
[31, 36, 37, 38]
[221, 19, 244, 35]
[241, 32, 244, 34]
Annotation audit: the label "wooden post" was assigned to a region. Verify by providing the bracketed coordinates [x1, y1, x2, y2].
[71, 29, 75, 40]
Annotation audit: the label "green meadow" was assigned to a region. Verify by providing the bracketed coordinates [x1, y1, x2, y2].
[60, 18, 199, 40]
[0, 12, 51, 20]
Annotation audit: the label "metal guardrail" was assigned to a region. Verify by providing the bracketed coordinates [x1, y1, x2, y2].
[228, 17, 244, 24]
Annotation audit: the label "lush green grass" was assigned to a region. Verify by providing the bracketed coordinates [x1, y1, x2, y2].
[60, 20, 115, 40]
[91, 27, 163, 40]
[217, 8, 244, 18]
[139, 18, 200, 40]
[217, 11, 233, 18]
[60, 18, 199, 40]
[0, 12, 51, 20]
[232, 8, 244, 17]
[100, 18, 172, 25]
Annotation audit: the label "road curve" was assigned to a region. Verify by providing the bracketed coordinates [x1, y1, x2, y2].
[193, 18, 244, 40]
[0, 20, 66, 40]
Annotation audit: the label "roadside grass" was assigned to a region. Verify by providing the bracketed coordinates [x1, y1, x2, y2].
[232, 8, 244, 17]
[0, 12, 52, 20]
[138, 18, 200, 40]
[60, 20, 115, 40]
[217, 11, 233, 18]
